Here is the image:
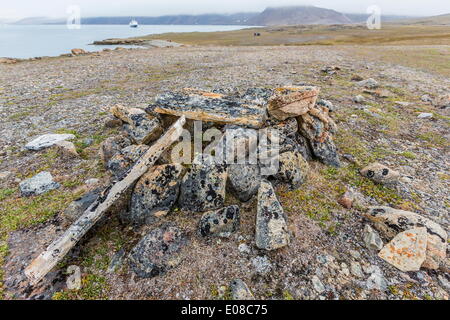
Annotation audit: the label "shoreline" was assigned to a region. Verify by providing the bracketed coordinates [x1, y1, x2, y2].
[0, 24, 254, 60]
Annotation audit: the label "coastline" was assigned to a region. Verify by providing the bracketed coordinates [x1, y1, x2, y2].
[0, 24, 253, 60]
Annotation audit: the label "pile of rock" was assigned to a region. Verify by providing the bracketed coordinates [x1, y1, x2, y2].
[96, 86, 341, 277]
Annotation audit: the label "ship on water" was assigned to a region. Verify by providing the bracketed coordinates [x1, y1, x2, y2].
[129, 19, 138, 28]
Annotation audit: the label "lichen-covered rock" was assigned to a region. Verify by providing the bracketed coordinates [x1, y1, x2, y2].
[366, 206, 448, 270]
[63, 190, 100, 223]
[19, 172, 60, 197]
[110, 105, 163, 144]
[129, 224, 187, 278]
[274, 151, 309, 189]
[230, 279, 254, 300]
[298, 105, 340, 167]
[378, 227, 428, 272]
[215, 126, 258, 164]
[123, 119, 163, 145]
[294, 133, 314, 161]
[107, 144, 149, 180]
[25, 133, 75, 151]
[360, 163, 400, 185]
[100, 136, 132, 166]
[128, 164, 184, 226]
[154, 88, 268, 129]
[309, 135, 340, 167]
[268, 86, 320, 121]
[266, 118, 313, 157]
[199, 205, 240, 238]
[66, 266, 81, 290]
[227, 164, 261, 202]
[258, 119, 312, 175]
[178, 156, 227, 212]
[255, 180, 290, 250]
[317, 99, 335, 112]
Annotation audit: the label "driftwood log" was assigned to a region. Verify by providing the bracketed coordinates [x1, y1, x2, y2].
[25, 116, 186, 286]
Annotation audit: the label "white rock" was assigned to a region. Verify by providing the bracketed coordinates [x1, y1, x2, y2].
[353, 95, 365, 103]
[378, 227, 428, 272]
[363, 224, 384, 251]
[25, 133, 75, 151]
[252, 256, 272, 274]
[230, 279, 255, 300]
[394, 101, 411, 107]
[312, 276, 325, 293]
[417, 113, 433, 119]
[238, 243, 251, 254]
[19, 171, 60, 197]
[366, 266, 387, 291]
[350, 262, 364, 278]
[421, 94, 432, 103]
[85, 178, 100, 186]
[357, 78, 379, 89]
[66, 265, 81, 290]
[340, 263, 350, 276]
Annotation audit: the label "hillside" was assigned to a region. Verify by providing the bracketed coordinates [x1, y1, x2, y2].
[249, 6, 352, 26]
[394, 13, 450, 25]
[78, 13, 259, 26]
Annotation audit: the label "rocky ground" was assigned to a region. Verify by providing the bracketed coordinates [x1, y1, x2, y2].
[0, 45, 449, 300]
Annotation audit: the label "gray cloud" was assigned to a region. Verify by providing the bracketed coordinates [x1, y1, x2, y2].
[1, 0, 449, 20]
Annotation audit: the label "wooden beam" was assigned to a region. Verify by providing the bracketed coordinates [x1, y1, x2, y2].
[25, 116, 186, 286]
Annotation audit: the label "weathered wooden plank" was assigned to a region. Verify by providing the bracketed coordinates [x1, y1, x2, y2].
[25, 116, 186, 286]
[153, 89, 268, 129]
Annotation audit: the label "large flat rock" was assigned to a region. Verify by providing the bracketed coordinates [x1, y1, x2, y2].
[153, 88, 268, 129]
[366, 206, 448, 270]
[255, 180, 290, 250]
[378, 227, 428, 272]
[19, 171, 60, 197]
[25, 134, 75, 151]
[268, 86, 320, 121]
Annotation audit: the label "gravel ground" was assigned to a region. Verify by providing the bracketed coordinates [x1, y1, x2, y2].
[0, 45, 449, 300]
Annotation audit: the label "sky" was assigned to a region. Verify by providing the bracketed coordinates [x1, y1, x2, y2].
[1, 0, 450, 20]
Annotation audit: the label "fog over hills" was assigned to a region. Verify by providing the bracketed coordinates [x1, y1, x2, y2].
[10, 6, 431, 26]
[248, 6, 352, 26]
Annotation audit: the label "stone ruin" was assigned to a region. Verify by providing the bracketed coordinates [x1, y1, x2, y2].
[17, 77, 448, 290]
[91, 86, 341, 277]
[21, 85, 448, 286]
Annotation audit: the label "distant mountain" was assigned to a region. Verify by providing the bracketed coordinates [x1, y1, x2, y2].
[61, 13, 259, 26]
[248, 6, 352, 26]
[393, 13, 450, 25]
[11, 6, 428, 27]
[14, 17, 65, 25]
